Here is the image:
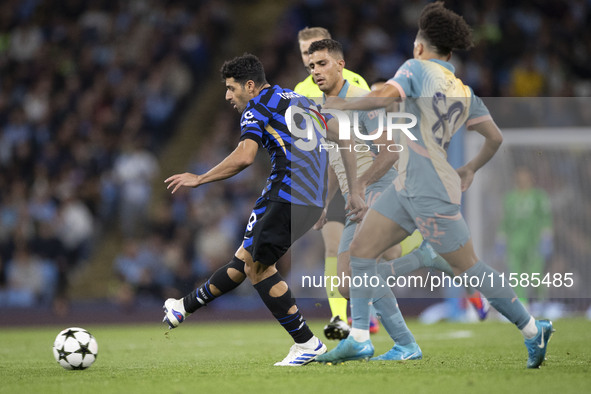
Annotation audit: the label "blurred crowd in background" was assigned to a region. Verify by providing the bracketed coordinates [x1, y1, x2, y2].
[0, 0, 230, 309]
[0, 0, 590, 315]
[262, 0, 591, 96]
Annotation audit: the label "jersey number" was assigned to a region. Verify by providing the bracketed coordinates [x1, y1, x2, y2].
[431, 92, 464, 150]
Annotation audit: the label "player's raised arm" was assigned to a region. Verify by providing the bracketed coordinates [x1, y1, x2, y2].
[165, 139, 258, 194]
[324, 83, 401, 112]
[456, 119, 503, 192]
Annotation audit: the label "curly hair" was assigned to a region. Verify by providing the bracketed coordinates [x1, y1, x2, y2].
[220, 53, 267, 86]
[307, 39, 344, 59]
[417, 1, 473, 55]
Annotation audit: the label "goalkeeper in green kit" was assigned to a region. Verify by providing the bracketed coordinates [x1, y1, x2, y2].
[497, 166, 553, 303]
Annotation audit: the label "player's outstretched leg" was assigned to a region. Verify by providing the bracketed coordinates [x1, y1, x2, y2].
[378, 240, 454, 278]
[346, 315, 380, 335]
[348, 314, 380, 335]
[274, 337, 327, 366]
[452, 251, 555, 368]
[317, 256, 377, 364]
[249, 269, 326, 366]
[525, 319, 554, 368]
[371, 342, 422, 361]
[368, 271, 421, 361]
[162, 298, 190, 329]
[162, 256, 246, 329]
[380, 241, 491, 322]
[315, 336, 374, 364]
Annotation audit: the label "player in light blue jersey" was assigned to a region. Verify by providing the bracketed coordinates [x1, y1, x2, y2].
[307, 38, 425, 360]
[320, 2, 553, 368]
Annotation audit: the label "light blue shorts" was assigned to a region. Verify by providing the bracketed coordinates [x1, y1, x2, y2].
[371, 185, 471, 254]
[338, 170, 395, 255]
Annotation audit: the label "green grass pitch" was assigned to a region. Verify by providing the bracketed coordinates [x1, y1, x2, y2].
[1, 318, 590, 394]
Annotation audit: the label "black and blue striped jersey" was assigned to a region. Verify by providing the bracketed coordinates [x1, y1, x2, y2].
[239, 85, 328, 207]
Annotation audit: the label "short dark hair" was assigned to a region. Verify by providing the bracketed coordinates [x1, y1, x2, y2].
[417, 1, 473, 55]
[307, 39, 344, 59]
[220, 53, 268, 86]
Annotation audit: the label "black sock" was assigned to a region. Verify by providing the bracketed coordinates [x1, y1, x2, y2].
[183, 256, 246, 313]
[253, 272, 314, 344]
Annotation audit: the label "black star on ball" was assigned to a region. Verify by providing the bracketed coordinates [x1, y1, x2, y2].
[75, 342, 93, 358]
[62, 329, 79, 340]
[57, 345, 72, 361]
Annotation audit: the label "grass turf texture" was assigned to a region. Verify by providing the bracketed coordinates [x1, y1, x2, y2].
[0, 318, 589, 394]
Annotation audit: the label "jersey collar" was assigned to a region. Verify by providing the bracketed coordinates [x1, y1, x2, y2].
[259, 85, 274, 95]
[429, 58, 455, 74]
[323, 80, 351, 103]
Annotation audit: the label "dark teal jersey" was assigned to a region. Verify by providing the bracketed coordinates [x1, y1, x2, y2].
[239, 85, 328, 207]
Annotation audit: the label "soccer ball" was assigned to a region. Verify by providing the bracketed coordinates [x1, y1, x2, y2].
[52, 327, 98, 370]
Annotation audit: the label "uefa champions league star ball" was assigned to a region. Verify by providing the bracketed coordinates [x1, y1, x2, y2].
[52, 327, 98, 370]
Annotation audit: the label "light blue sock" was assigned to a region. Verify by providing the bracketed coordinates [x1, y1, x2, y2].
[378, 251, 421, 278]
[378, 245, 454, 278]
[350, 256, 377, 331]
[372, 277, 415, 346]
[464, 261, 531, 329]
